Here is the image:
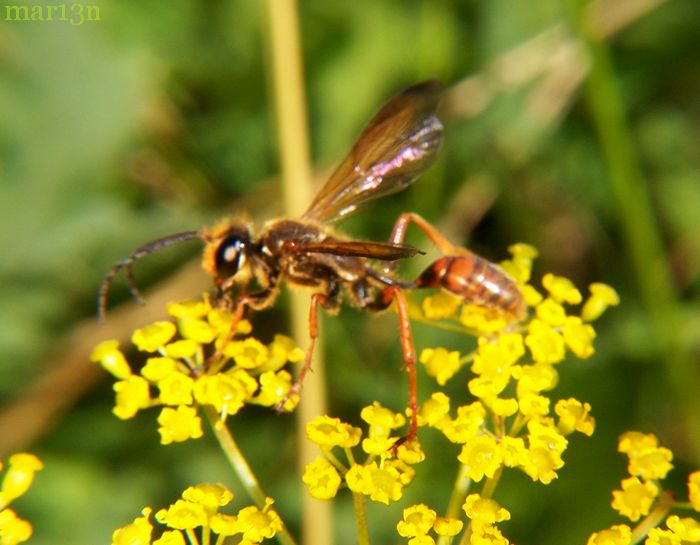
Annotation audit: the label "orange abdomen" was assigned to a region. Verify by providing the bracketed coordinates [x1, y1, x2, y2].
[415, 254, 526, 321]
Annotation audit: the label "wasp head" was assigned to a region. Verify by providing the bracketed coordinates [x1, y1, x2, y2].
[202, 220, 253, 291]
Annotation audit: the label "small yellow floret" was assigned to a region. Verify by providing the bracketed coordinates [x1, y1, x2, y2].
[463, 494, 511, 525]
[1, 453, 43, 503]
[555, 398, 595, 436]
[689, 471, 700, 511]
[178, 318, 216, 344]
[113, 376, 151, 419]
[346, 461, 406, 504]
[542, 273, 582, 304]
[156, 499, 207, 530]
[302, 457, 341, 500]
[132, 321, 177, 352]
[157, 406, 203, 444]
[562, 316, 596, 359]
[422, 291, 462, 320]
[182, 483, 233, 509]
[153, 529, 186, 545]
[225, 338, 269, 369]
[457, 435, 502, 481]
[306, 416, 362, 449]
[525, 319, 566, 364]
[420, 347, 463, 386]
[666, 515, 700, 542]
[234, 498, 282, 543]
[164, 339, 199, 359]
[397, 504, 436, 537]
[91, 340, 132, 379]
[582, 283, 620, 322]
[586, 524, 632, 545]
[157, 372, 194, 406]
[433, 516, 463, 537]
[110, 508, 153, 545]
[418, 392, 451, 428]
[167, 299, 210, 319]
[611, 476, 658, 522]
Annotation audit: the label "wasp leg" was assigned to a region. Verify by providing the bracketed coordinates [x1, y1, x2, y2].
[368, 285, 419, 449]
[276, 284, 341, 412]
[389, 212, 466, 255]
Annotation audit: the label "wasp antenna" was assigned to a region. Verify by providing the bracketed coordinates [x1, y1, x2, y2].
[98, 230, 202, 322]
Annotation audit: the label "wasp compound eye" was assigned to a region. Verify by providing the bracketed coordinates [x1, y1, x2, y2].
[214, 236, 247, 278]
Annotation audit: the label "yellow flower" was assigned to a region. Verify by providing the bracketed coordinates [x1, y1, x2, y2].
[688, 471, 700, 511]
[618, 431, 658, 456]
[408, 536, 436, 545]
[666, 515, 700, 542]
[397, 504, 436, 537]
[0, 509, 33, 545]
[470, 523, 510, 545]
[440, 403, 485, 444]
[460, 305, 509, 334]
[433, 516, 463, 537]
[555, 398, 595, 436]
[457, 435, 502, 481]
[422, 291, 462, 319]
[525, 319, 565, 364]
[512, 363, 558, 397]
[234, 498, 282, 543]
[302, 457, 341, 500]
[157, 372, 194, 406]
[210, 513, 237, 537]
[586, 524, 632, 545]
[167, 299, 210, 319]
[113, 376, 151, 419]
[178, 318, 216, 344]
[91, 340, 132, 379]
[193, 372, 257, 417]
[361, 402, 405, 437]
[536, 298, 567, 327]
[463, 494, 511, 525]
[500, 436, 528, 468]
[132, 321, 177, 352]
[346, 461, 406, 504]
[488, 397, 519, 418]
[542, 273, 582, 304]
[164, 339, 199, 359]
[141, 357, 177, 382]
[0, 454, 43, 504]
[562, 316, 596, 359]
[395, 441, 426, 465]
[111, 508, 153, 545]
[305, 416, 362, 449]
[611, 476, 658, 521]
[518, 394, 550, 419]
[156, 499, 207, 530]
[181, 483, 233, 511]
[263, 335, 304, 372]
[157, 406, 203, 444]
[252, 371, 296, 410]
[628, 446, 673, 481]
[582, 283, 620, 322]
[503, 242, 537, 283]
[644, 528, 678, 545]
[153, 529, 186, 545]
[225, 337, 269, 369]
[521, 445, 563, 484]
[419, 392, 451, 428]
[420, 347, 463, 385]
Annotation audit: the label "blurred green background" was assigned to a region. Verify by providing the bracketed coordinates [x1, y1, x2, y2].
[1, 0, 700, 544]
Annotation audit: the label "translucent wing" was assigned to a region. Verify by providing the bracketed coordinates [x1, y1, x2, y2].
[289, 240, 424, 261]
[303, 80, 444, 223]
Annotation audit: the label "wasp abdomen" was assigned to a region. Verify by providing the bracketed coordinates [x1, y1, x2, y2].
[415, 254, 526, 321]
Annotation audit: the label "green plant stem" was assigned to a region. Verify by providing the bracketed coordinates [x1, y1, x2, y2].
[441, 462, 472, 545]
[203, 405, 298, 545]
[629, 491, 674, 545]
[261, 0, 332, 544]
[574, 2, 700, 459]
[352, 492, 371, 545]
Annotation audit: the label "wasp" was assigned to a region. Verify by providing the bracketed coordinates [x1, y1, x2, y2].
[100, 80, 525, 443]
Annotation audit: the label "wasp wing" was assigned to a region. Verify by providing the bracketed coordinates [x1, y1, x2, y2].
[303, 80, 443, 223]
[290, 240, 423, 261]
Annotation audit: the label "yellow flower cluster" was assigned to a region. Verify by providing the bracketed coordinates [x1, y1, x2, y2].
[415, 245, 610, 489]
[396, 503, 463, 545]
[588, 432, 700, 545]
[91, 297, 304, 444]
[0, 453, 43, 545]
[110, 483, 282, 545]
[303, 405, 423, 505]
